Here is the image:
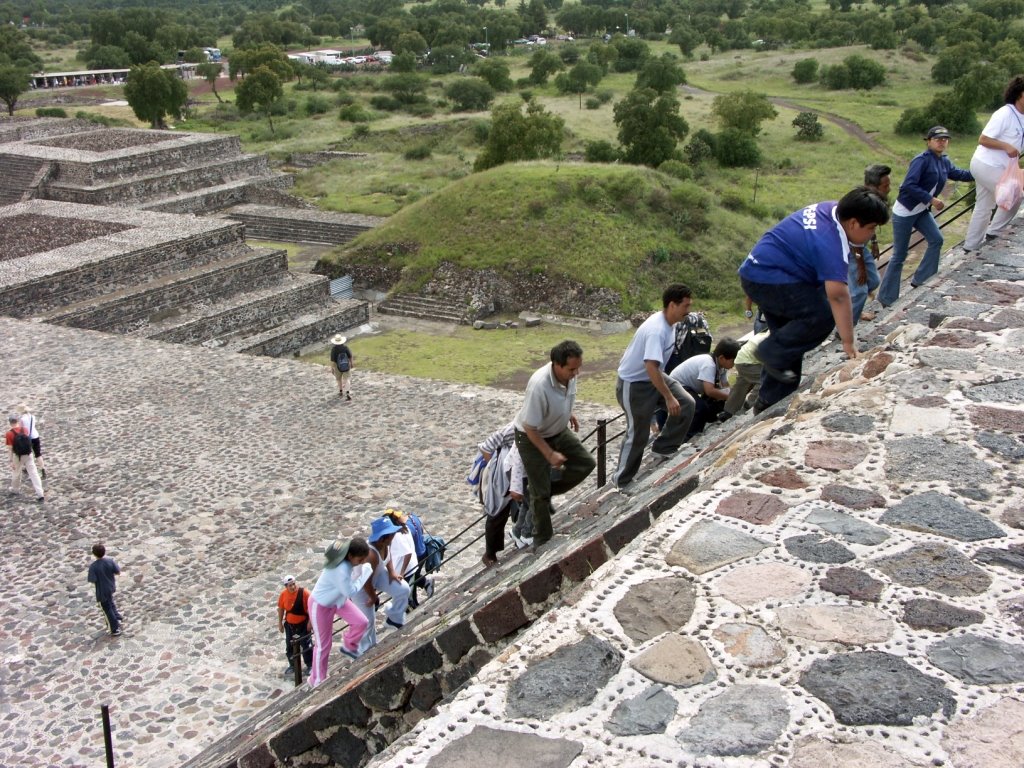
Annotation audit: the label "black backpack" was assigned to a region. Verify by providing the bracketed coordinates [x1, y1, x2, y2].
[335, 348, 351, 372]
[11, 429, 32, 457]
[666, 312, 712, 373]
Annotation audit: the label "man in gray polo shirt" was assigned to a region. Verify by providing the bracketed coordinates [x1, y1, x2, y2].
[612, 284, 697, 492]
[514, 340, 597, 548]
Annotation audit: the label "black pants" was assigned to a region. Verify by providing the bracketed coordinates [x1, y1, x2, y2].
[284, 621, 313, 669]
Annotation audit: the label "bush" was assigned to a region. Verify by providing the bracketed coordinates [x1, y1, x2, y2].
[684, 129, 716, 166]
[304, 95, 331, 115]
[585, 97, 601, 110]
[895, 90, 979, 136]
[792, 58, 818, 84]
[352, 124, 371, 138]
[369, 95, 402, 111]
[35, 107, 67, 118]
[584, 140, 620, 163]
[792, 112, 824, 141]
[339, 104, 371, 122]
[445, 78, 495, 112]
[658, 159, 692, 180]
[714, 128, 761, 167]
[472, 120, 490, 144]
[335, 92, 356, 106]
[595, 89, 614, 104]
[406, 102, 435, 118]
[403, 145, 432, 160]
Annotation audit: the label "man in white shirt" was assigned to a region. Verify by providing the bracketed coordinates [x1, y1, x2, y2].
[669, 338, 740, 438]
[513, 340, 596, 548]
[612, 284, 697, 492]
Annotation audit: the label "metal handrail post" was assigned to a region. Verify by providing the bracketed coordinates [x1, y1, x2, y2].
[292, 636, 303, 686]
[596, 418, 607, 488]
[101, 704, 115, 768]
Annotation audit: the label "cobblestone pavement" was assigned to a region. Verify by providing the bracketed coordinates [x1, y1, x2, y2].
[369, 237, 1024, 767]
[0, 317, 613, 767]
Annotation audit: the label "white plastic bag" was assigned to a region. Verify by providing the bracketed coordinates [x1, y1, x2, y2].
[995, 161, 1024, 211]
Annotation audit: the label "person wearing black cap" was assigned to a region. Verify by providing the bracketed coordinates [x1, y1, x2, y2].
[876, 125, 973, 307]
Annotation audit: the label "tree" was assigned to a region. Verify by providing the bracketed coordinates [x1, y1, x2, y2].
[895, 90, 979, 136]
[446, 77, 495, 111]
[844, 54, 886, 89]
[390, 51, 418, 73]
[711, 90, 777, 135]
[382, 72, 429, 104]
[0, 66, 31, 117]
[474, 100, 564, 171]
[614, 87, 689, 167]
[527, 49, 564, 84]
[714, 127, 761, 167]
[0, 25, 44, 71]
[669, 26, 702, 58]
[394, 31, 429, 56]
[792, 112, 824, 141]
[635, 54, 686, 93]
[229, 43, 293, 82]
[611, 36, 651, 73]
[197, 62, 224, 103]
[554, 61, 602, 107]
[473, 58, 513, 91]
[124, 62, 189, 129]
[791, 58, 818, 84]
[234, 65, 284, 133]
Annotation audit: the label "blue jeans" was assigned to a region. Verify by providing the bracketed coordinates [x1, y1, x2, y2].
[848, 248, 880, 324]
[740, 278, 835, 408]
[877, 210, 942, 307]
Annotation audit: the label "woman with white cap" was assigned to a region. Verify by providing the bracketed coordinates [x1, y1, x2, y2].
[307, 537, 371, 687]
[352, 516, 411, 655]
[17, 403, 45, 478]
[329, 334, 354, 401]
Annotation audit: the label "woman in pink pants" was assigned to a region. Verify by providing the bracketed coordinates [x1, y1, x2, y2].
[307, 537, 371, 688]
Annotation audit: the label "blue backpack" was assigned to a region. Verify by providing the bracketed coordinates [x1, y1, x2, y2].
[422, 533, 446, 574]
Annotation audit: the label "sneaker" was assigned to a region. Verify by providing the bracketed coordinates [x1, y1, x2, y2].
[284, 665, 294, 676]
[424, 575, 435, 598]
[385, 617, 404, 629]
[508, 530, 527, 549]
[111, 629, 123, 637]
[650, 451, 673, 466]
[340, 647, 359, 660]
[36, 496, 44, 503]
[615, 484, 634, 497]
[481, 553, 498, 568]
[40, 468, 46, 479]
[346, 393, 352, 401]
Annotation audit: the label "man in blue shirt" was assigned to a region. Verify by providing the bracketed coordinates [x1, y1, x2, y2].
[739, 187, 889, 410]
[877, 126, 973, 307]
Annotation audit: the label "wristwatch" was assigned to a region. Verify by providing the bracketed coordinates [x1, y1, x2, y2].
[744, 310, 753, 318]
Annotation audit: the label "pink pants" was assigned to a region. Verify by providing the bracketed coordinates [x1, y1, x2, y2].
[307, 597, 369, 688]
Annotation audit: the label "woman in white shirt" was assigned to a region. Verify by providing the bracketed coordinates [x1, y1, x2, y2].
[964, 76, 1024, 251]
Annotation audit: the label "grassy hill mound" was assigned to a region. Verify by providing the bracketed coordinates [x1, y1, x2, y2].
[315, 161, 769, 316]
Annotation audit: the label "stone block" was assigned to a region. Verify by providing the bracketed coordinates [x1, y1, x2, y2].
[519, 564, 563, 606]
[435, 620, 478, 665]
[630, 634, 715, 687]
[427, 726, 582, 768]
[237, 744, 274, 768]
[613, 576, 697, 643]
[409, 674, 443, 712]
[307, 689, 371, 730]
[676, 685, 789, 756]
[715, 491, 788, 525]
[359, 663, 411, 711]
[872, 543, 991, 596]
[557, 536, 608, 583]
[473, 589, 529, 643]
[507, 635, 622, 719]
[403, 642, 444, 676]
[902, 598, 984, 632]
[322, 727, 369, 766]
[603, 508, 651, 553]
[666, 520, 770, 575]
[268, 720, 318, 760]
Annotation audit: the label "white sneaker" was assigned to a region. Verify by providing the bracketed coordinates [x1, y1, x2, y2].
[424, 575, 435, 598]
[509, 531, 533, 549]
[650, 451, 674, 466]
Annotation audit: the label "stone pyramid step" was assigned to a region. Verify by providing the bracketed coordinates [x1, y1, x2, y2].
[378, 293, 467, 324]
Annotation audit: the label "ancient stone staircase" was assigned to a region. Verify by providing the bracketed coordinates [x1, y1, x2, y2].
[223, 203, 385, 246]
[377, 293, 468, 324]
[0, 153, 51, 206]
[3, 200, 367, 357]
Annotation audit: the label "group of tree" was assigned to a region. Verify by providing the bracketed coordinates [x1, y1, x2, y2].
[0, 24, 43, 115]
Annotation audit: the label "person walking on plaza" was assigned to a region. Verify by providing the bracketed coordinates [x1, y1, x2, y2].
[307, 538, 371, 687]
[6, 413, 43, 502]
[612, 285, 696, 493]
[850, 164, 891, 323]
[329, 334, 354, 401]
[739, 187, 890, 410]
[513, 340, 596, 548]
[16, 403, 46, 479]
[277, 575, 313, 677]
[877, 127, 973, 307]
[964, 76, 1024, 251]
[87, 543, 123, 637]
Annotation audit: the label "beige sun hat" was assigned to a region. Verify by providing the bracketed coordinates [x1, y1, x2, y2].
[330, 334, 348, 345]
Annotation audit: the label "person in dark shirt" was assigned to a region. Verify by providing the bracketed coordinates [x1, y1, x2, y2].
[87, 543, 123, 637]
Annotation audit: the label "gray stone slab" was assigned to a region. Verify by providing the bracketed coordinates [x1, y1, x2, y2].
[879, 491, 1006, 542]
[630, 633, 716, 687]
[805, 508, 890, 545]
[974, 545, 1024, 572]
[605, 685, 678, 736]
[800, 651, 955, 725]
[902, 598, 985, 631]
[821, 413, 876, 434]
[784, 533, 856, 563]
[915, 348, 979, 371]
[927, 634, 1024, 684]
[505, 635, 622, 720]
[964, 379, 1024, 404]
[871, 543, 992, 596]
[613, 576, 697, 643]
[885, 437, 994, 487]
[819, 566, 885, 602]
[665, 520, 770, 575]
[676, 684, 789, 756]
[977, 431, 1024, 461]
[820, 484, 888, 511]
[427, 726, 583, 768]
